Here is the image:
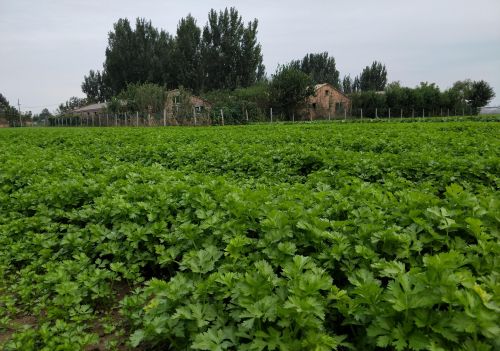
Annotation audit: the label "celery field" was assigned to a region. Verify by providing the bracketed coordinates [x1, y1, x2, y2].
[0, 121, 499, 350]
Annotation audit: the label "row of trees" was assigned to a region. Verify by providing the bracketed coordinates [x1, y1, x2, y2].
[350, 79, 495, 117]
[60, 7, 489, 121]
[342, 61, 388, 93]
[82, 8, 264, 102]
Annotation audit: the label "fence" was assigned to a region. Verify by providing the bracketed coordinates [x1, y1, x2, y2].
[2, 106, 495, 128]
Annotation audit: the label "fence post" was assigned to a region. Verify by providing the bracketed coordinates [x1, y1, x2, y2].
[462, 108, 465, 116]
[292, 112, 295, 122]
[422, 109, 425, 121]
[136, 112, 139, 127]
[400, 109, 403, 120]
[220, 109, 224, 126]
[328, 111, 331, 121]
[388, 108, 391, 119]
[193, 107, 197, 126]
[375, 108, 378, 119]
[115, 114, 117, 127]
[360, 108, 363, 120]
[245, 109, 249, 123]
[163, 108, 166, 127]
[270, 108, 273, 123]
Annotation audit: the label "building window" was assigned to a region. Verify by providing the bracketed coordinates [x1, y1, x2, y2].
[312, 103, 317, 110]
[174, 96, 180, 104]
[325, 90, 329, 96]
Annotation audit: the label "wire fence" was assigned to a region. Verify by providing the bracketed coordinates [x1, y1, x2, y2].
[1, 106, 498, 128]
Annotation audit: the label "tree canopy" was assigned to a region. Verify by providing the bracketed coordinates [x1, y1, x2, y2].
[268, 65, 314, 118]
[102, 18, 174, 97]
[118, 83, 166, 115]
[200, 7, 264, 91]
[82, 8, 264, 101]
[172, 15, 202, 93]
[358, 61, 387, 91]
[290, 52, 340, 88]
[57, 97, 87, 115]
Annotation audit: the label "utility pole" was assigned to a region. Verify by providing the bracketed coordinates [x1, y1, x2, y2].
[17, 99, 22, 127]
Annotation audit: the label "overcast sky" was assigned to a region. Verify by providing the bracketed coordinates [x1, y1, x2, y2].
[1, 0, 499, 113]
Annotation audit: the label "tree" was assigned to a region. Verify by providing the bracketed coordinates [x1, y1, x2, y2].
[82, 9, 264, 96]
[82, 70, 110, 102]
[353, 76, 361, 93]
[102, 18, 174, 96]
[342, 75, 353, 94]
[350, 90, 387, 117]
[469, 80, 495, 114]
[269, 65, 314, 118]
[290, 52, 340, 88]
[32, 108, 53, 124]
[57, 97, 87, 115]
[118, 83, 165, 116]
[413, 82, 441, 112]
[39, 108, 52, 119]
[0, 93, 9, 109]
[0, 93, 20, 125]
[201, 7, 264, 91]
[173, 15, 202, 93]
[202, 82, 270, 123]
[448, 80, 495, 114]
[359, 61, 387, 91]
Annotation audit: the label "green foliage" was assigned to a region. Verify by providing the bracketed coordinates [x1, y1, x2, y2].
[0, 93, 21, 123]
[0, 122, 499, 350]
[358, 61, 388, 91]
[290, 52, 340, 88]
[103, 18, 174, 96]
[203, 83, 269, 123]
[56, 96, 87, 115]
[201, 7, 264, 91]
[269, 65, 315, 118]
[350, 79, 496, 117]
[83, 8, 265, 98]
[342, 75, 353, 94]
[118, 82, 166, 115]
[173, 15, 202, 94]
[468, 80, 495, 114]
[81, 69, 110, 102]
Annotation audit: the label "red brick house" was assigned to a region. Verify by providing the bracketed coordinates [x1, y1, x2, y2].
[164, 89, 212, 125]
[307, 83, 351, 120]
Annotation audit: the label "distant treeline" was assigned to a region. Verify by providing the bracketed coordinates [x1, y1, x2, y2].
[82, 8, 265, 101]
[350, 80, 495, 117]
[52, 7, 491, 119]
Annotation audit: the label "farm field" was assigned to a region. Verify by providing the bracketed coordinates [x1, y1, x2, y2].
[0, 121, 499, 350]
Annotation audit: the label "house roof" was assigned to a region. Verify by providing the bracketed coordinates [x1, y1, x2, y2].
[314, 83, 351, 100]
[72, 102, 107, 113]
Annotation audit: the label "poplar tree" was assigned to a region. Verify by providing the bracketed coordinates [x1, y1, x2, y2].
[173, 15, 202, 93]
[359, 61, 387, 91]
[201, 7, 264, 91]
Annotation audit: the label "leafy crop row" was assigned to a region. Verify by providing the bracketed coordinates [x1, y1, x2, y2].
[0, 122, 499, 350]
